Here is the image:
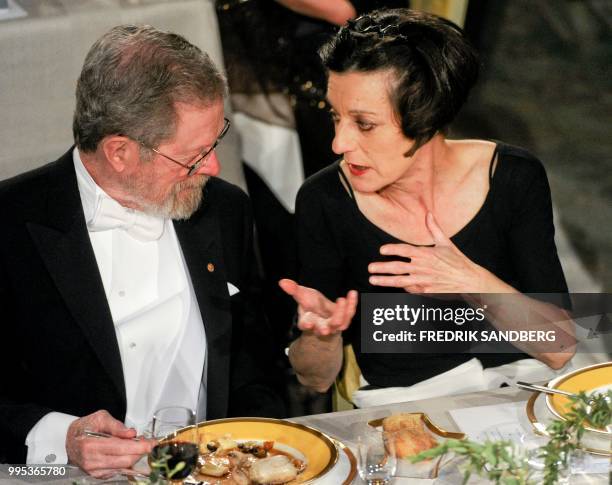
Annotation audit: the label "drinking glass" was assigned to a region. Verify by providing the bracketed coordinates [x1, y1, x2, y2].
[519, 433, 571, 484]
[149, 406, 199, 481]
[357, 430, 397, 485]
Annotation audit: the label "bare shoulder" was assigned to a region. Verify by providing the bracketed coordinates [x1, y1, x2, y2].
[448, 139, 497, 169]
[451, 140, 546, 181]
[442, 139, 497, 187]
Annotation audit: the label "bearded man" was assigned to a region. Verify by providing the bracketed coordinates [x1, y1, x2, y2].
[0, 24, 283, 477]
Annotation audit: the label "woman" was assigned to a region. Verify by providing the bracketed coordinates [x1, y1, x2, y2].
[280, 8, 575, 406]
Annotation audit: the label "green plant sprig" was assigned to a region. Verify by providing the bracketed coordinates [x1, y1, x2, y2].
[412, 438, 531, 485]
[412, 389, 612, 485]
[540, 390, 612, 485]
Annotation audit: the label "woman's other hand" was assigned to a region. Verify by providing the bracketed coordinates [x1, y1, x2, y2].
[279, 279, 358, 335]
[368, 212, 500, 294]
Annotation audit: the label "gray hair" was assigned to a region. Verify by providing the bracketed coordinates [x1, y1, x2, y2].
[73, 24, 227, 153]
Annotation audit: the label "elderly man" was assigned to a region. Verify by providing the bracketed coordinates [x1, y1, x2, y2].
[0, 25, 283, 476]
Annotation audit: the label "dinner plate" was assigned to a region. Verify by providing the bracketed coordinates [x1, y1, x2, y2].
[316, 439, 357, 485]
[176, 417, 339, 483]
[545, 362, 612, 434]
[526, 390, 611, 456]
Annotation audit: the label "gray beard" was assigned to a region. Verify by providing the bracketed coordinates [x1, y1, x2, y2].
[133, 175, 209, 220]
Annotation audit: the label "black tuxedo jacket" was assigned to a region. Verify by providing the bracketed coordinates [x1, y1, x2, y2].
[0, 149, 284, 463]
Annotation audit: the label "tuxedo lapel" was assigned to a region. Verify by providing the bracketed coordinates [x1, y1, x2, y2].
[174, 202, 232, 420]
[26, 150, 126, 403]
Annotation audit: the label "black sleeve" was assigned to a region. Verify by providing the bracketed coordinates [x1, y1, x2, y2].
[0, 255, 52, 463]
[505, 154, 569, 295]
[227, 192, 286, 418]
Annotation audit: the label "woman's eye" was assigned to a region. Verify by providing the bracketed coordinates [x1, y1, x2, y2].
[356, 120, 375, 131]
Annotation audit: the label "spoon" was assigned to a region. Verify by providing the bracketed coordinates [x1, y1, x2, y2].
[517, 382, 611, 403]
[516, 381, 576, 398]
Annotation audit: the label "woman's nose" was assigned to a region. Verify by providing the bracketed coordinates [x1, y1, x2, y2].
[331, 122, 356, 155]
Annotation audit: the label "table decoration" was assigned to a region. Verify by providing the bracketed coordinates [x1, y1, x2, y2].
[527, 391, 611, 456]
[413, 389, 611, 484]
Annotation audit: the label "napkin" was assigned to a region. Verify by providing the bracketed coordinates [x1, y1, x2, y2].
[352, 358, 567, 408]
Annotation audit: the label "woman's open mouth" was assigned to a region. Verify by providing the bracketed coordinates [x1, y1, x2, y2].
[347, 163, 369, 176]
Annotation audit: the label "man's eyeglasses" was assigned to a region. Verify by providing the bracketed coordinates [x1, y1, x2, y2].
[140, 117, 230, 176]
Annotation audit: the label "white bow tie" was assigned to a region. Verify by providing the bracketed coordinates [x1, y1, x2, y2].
[87, 195, 165, 242]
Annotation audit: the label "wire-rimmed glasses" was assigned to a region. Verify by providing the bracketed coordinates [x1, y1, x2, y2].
[141, 117, 230, 176]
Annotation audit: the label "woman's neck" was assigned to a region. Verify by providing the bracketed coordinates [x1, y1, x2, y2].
[376, 135, 451, 215]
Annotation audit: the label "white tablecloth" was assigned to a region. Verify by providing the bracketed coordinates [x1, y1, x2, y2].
[293, 386, 609, 484]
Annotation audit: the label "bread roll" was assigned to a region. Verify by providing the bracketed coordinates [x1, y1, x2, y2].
[382, 413, 438, 458]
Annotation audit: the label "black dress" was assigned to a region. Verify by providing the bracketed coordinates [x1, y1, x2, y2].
[295, 142, 569, 388]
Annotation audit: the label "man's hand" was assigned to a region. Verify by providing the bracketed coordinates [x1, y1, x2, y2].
[279, 279, 358, 336]
[66, 410, 155, 478]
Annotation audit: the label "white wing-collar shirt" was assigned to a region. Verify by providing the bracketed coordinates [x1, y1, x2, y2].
[25, 148, 207, 464]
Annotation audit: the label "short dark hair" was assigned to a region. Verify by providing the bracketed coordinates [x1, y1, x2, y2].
[74, 25, 226, 153]
[320, 9, 479, 155]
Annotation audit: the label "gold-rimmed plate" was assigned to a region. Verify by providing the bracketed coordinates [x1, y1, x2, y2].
[368, 413, 465, 440]
[331, 439, 357, 485]
[177, 417, 339, 483]
[545, 362, 612, 435]
[526, 391, 611, 456]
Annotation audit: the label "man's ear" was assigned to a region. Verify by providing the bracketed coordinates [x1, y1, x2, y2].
[100, 136, 139, 173]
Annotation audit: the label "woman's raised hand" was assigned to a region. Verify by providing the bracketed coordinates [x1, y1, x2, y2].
[368, 212, 491, 294]
[279, 279, 358, 336]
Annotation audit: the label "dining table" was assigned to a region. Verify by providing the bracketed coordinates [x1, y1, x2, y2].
[0, 386, 608, 484]
[292, 386, 610, 484]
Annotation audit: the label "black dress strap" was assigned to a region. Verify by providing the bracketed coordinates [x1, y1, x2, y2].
[337, 162, 356, 199]
[489, 144, 500, 181]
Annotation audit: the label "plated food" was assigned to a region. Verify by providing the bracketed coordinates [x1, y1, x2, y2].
[523, 361, 612, 456]
[197, 436, 306, 484]
[170, 418, 338, 484]
[526, 390, 611, 456]
[544, 361, 612, 434]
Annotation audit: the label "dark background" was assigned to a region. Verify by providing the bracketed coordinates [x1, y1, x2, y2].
[455, 0, 611, 291]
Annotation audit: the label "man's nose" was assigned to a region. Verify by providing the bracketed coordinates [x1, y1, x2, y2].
[196, 151, 220, 177]
[331, 122, 356, 155]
